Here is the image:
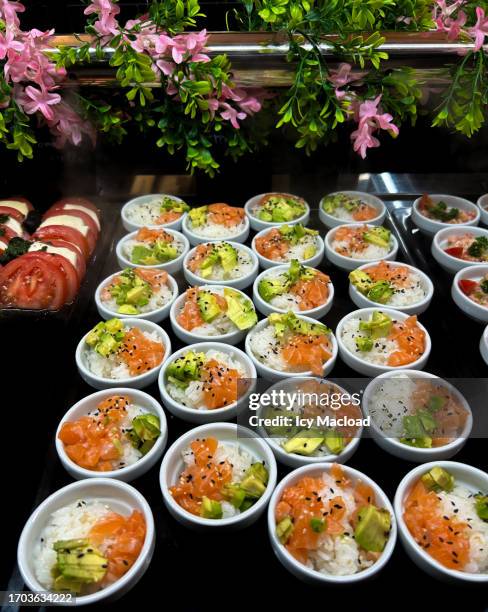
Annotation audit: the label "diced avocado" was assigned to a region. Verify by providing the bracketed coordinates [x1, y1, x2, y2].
[363, 226, 391, 248]
[286, 258, 315, 284]
[258, 278, 287, 302]
[258, 196, 305, 222]
[240, 499, 254, 512]
[188, 205, 208, 228]
[421, 466, 455, 492]
[217, 242, 238, 272]
[53, 574, 83, 594]
[400, 435, 432, 448]
[118, 304, 139, 315]
[199, 253, 216, 279]
[359, 311, 392, 339]
[200, 496, 222, 519]
[105, 318, 124, 334]
[427, 395, 446, 412]
[96, 333, 119, 357]
[310, 517, 326, 533]
[166, 351, 205, 387]
[53, 539, 90, 551]
[131, 245, 159, 265]
[222, 483, 247, 509]
[349, 269, 374, 294]
[356, 336, 373, 352]
[245, 461, 269, 485]
[282, 430, 324, 456]
[128, 413, 161, 454]
[286, 312, 330, 336]
[85, 322, 106, 347]
[126, 286, 148, 306]
[354, 505, 391, 553]
[197, 290, 222, 322]
[324, 430, 345, 454]
[322, 197, 338, 214]
[223, 288, 257, 330]
[54, 540, 108, 585]
[418, 410, 437, 433]
[161, 196, 190, 213]
[264, 408, 298, 437]
[154, 240, 177, 262]
[258, 209, 273, 222]
[276, 516, 294, 544]
[475, 494, 488, 521]
[240, 475, 267, 498]
[268, 312, 287, 337]
[367, 281, 394, 305]
[302, 244, 317, 260]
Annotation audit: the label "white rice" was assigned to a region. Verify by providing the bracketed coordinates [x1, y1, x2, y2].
[123, 235, 184, 263]
[166, 349, 245, 410]
[438, 485, 488, 573]
[102, 279, 174, 314]
[274, 235, 319, 262]
[332, 240, 390, 260]
[84, 329, 162, 380]
[191, 247, 254, 280]
[248, 324, 287, 371]
[180, 440, 255, 518]
[368, 374, 416, 437]
[188, 219, 247, 239]
[125, 198, 182, 225]
[361, 268, 426, 307]
[340, 318, 399, 365]
[33, 500, 112, 589]
[259, 268, 327, 311]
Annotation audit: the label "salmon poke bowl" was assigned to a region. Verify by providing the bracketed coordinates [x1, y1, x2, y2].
[76, 318, 171, 390]
[363, 371, 472, 462]
[268, 462, 396, 584]
[116, 227, 189, 274]
[253, 224, 324, 269]
[56, 389, 168, 482]
[256, 377, 363, 468]
[431, 226, 488, 274]
[160, 422, 277, 530]
[349, 260, 433, 315]
[17, 478, 155, 604]
[253, 259, 334, 319]
[95, 268, 178, 323]
[395, 461, 488, 583]
[319, 191, 386, 229]
[244, 192, 310, 231]
[336, 308, 431, 376]
[183, 241, 259, 290]
[324, 224, 398, 271]
[170, 285, 257, 345]
[158, 342, 256, 423]
[121, 194, 190, 232]
[182, 203, 249, 245]
[245, 312, 338, 381]
[452, 265, 488, 323]
[412, 194, 480, 236]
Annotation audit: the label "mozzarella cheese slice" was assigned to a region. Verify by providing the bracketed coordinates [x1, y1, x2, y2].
[39, 215, 89, 236]
[29, 241, 78, 268]
[63, 204, 100, 230]
[0, 200, 29, 216]
[3, 217, 23, 235]
[0, 239, 8, 250]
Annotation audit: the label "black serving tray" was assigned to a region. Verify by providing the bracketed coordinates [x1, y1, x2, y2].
[3, 183, 488, 611]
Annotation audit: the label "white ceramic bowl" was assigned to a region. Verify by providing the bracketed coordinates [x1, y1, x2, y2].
[121, 193, 188, 232]
[17, 478, 155, 605]
[452, 265, 488, 323]
[244, 193, 310, 232]
[319, 191, 386, 229]
[412, 194, 480, 236]
[480, 325, 488, 365]
[116, 227, 189, 274]
[431, 226, 488, 274]
[252, 264, 334, 319]
[324, 224, 398, 271]
[348, 260, 434, 315]
[95, 270, 179, 323]
[252, 228, 324, 270]
[362, 370, 472, 462]
[158, 342, 256, 424]
[245, 315, 338, 382]
[256, 377, 362, 468]
[160, 422, 277, 530]
[394, 461, 488, 583]
[183, 241, 259, 290]
[336, 307, 431, 376]
[55, 388, 168, 482]
[182, 208, 249, 246]
[76, 318, 171, 390]
[268, 462, 397, 584]
[169, 285, 256, 345]
[477, 194, 488, 226]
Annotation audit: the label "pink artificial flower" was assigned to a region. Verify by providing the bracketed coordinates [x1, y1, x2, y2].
[47, 102, 96, 148]
[328, 63, 365, 100]
[154, 33, 175, 55]
[155, 58, 175, 76]
[219, 102, 246, 129]
[84, 0, 120, 37]
[469, 6, 488, 51]
[0, 28, 22, 60]
[21, 85, 61, 121]
[351, 122, 380, 159]
[0, 0, 25, 28]
[350, 95, 399, 159]
[206, 97, 219, 119]
[171, 30, 209, 64]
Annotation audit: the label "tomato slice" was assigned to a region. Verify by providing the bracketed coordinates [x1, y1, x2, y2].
[459, 279, 478, 295]
[445, 246, 464, 258]
[33, 225, 90, 260]
[21, 252, 78, 303]
[0, 206, 24, 222]
[0, 226, 18, 243]
[0, 254, 67, 310]
[30, 238, 86, 281]
[52, 197, 100, 217]
[42, 209, 98, 251]
[0, 197, 33, 218]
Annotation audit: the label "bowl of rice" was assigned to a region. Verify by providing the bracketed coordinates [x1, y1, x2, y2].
[252, 224, 324, 270]
[268, 462, 397, 584]
[363, 370, 472, 463]
[394, 461, 488, 583]
[319, 191, 386, 229]
[348, 260, 433, 315]
[182, 203, 249, 246]
[76, 318, 171, 390]
[452, 265, 488, 323]
[95, 268, 178, 323]
[116, 227, 189, 275]
[183, 241, 259, 290]
[412, 194, 480, 236]
[160, 422, 277, 531]
[244, 192, 310, 232]
[477, 194, 488, 226]
[56, 388, 168, 482]
[324, 224, 398, 271]
[17, 478, 155, 605]
[121, 194, 190, 232]
[158, 342, 256, 424]
[336, 307, 431, 376]
[432, 226, 488, 274]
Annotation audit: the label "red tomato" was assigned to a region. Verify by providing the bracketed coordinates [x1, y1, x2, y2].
[0, 226, 18, 242]
[49, 202, 101, 231]
[31, 238, 86, 281]
[459, 279, 478, 295]
[52, 197, 100, 217]
[0, 206, 25, 222]
[42, 209, 98, 251]
[0, 197, 33, 217]
[21, 252, 79, 303]
[444, 247, 464, 258]
[0, 254, 67, 310]
[33, 225, 90, 260]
